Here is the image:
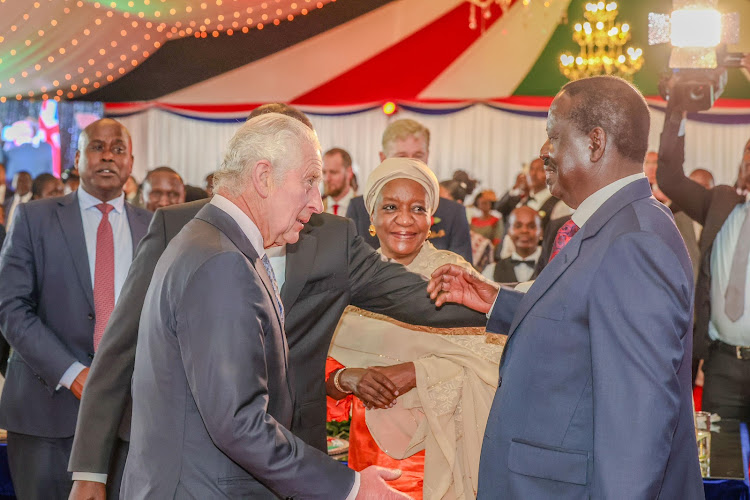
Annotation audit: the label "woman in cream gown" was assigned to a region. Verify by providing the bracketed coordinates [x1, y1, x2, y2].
[326, 158, 505, 500]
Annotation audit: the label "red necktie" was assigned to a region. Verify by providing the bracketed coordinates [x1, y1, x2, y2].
[333, 204, 339, 215]
[548, 219, 580, 263]
[93, 203, 115, 351]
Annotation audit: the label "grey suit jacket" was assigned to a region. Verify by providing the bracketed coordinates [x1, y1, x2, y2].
[479, 179, 703, 498]
[70, 200, 486, 475]
[0, 192, 150, 437]
[121, 204, 352, 499]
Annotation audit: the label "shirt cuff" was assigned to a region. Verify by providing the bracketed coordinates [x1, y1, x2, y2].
[58, 361, 86, 391]
[72, 472, 108, 484]
[486, 295, 499, 319]
[345, 471, 360, 500]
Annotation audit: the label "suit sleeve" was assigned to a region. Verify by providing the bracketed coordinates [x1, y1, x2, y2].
[447, 204, 473, 263]
[69, 209, 168, 474]
[345, 219, 487, 328]
[177, 253, 354, 499]
[0, 203, 78, 391]
[494, 192, 522, 218]
[656, 109, 712, 225]
[588, 232, 692, 498]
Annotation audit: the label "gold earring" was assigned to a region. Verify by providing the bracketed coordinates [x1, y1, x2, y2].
[368, 224, 377, 237]
[427, 229, 432, 238]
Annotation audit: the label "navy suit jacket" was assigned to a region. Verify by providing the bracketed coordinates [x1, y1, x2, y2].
[479, 179, 703, 499]
[0, 192, 151, 437]
[346, 194, 472, 262]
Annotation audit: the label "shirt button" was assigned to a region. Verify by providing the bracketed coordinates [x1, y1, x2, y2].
[87, 313, 94, 320]
[498, 376, 502, 387]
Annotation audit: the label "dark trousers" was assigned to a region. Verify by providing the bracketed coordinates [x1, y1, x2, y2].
[7, 432, 73, 500]
[702, 346, 750, 422]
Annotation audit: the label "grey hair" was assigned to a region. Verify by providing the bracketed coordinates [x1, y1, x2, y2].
[214, 113, 320, 197]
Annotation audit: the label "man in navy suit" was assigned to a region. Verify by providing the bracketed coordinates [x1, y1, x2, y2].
[346, 118, 472, 262]
[429, 76, 703, 498]
[0, 118, 151, 499]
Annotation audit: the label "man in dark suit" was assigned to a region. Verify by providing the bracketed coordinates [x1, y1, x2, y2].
[657, 86, 750, 421]
[0, 163, 11, 208]
[120, 113, 409, 499]
[0, 119, 151, 500]
[483, 206, 541, 283]
[346, 118, 472, 263]
[69, 106, 485, 499]
[3, 171, 31, 230]
[429, 76, 702, 498]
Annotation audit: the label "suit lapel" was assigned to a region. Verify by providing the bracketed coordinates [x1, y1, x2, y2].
[194, 204, 284, 331]
[124, 203, 149, 253]
[505, 178, 653, 341]
[56, 193, 95, 310]
[281, 227, 316, 309]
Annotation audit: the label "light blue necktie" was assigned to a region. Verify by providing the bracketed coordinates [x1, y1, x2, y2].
[261, 254, 285, 327]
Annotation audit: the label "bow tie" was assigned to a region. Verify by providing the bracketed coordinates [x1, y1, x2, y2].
[510, 259, 536, 268]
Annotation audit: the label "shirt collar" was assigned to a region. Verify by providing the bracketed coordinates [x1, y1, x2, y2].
[529, 187, 551, 203]
[16, 191, 32, 203]
[77, 186, 125, 214]
[571, 173, 645, 228]
[511, 246, 541, 262]
[210, 194, 266, 258]
[326, 188, 354, 206]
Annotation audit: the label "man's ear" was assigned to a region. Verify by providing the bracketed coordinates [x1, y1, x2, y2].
[589, 127, 606, 162]
[378, 151, 386, 163]
[251, 160, 273, 198]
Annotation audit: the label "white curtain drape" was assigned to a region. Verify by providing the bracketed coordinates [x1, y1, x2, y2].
[117, 106, 750, 196]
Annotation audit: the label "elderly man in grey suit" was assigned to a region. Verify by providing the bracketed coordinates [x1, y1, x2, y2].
[0, 119, 151, 499]
[120, 113, 410, 499]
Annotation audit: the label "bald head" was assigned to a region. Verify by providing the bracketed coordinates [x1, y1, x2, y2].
[689, 168, 714, 190]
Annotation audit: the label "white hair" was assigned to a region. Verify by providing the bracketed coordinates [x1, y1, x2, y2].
[214, 113, 320, 197]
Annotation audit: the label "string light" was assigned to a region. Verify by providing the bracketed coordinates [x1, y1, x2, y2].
[2, 0, 338, 100]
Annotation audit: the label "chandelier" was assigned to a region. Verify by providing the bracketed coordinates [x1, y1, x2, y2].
[559, 2, 644, 81]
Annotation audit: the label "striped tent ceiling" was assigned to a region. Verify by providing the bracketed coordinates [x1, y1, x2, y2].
[1, 0, 750, 104]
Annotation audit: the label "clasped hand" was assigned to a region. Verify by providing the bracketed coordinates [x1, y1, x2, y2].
[427, 263, 500, 314]
[340, 364, 416, 410]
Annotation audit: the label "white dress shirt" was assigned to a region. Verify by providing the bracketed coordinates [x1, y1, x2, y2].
[708, 200, 750, 346]
[60, 189, 133, 390]
[324, 188, 354, 217]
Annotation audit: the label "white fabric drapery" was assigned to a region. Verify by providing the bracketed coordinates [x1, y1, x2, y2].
[117, 106, 750, 196]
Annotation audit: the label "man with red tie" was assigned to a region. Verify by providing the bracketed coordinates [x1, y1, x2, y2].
[0, 118, 151, 499]
[322, 147, 355, 216]
[428, 76, 703, 498]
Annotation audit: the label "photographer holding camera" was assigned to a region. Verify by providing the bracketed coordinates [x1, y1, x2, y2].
[657, 64, 750, 422]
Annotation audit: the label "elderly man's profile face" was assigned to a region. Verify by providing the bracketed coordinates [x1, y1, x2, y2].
[265, 144, 324, 246]
[540, 92, 590, 208]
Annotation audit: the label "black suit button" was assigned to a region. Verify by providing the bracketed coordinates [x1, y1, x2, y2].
[498, 376, 502, 387]
[87, 313, 94, 320]
[87, 353, 94, 359]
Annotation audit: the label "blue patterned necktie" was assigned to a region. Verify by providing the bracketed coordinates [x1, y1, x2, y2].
[261, 254, 285, 327]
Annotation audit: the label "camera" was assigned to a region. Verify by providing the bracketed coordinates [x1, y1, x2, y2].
[657, 50, 744, 113]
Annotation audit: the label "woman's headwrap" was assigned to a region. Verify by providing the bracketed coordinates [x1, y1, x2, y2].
[364, 158, 440, 217]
